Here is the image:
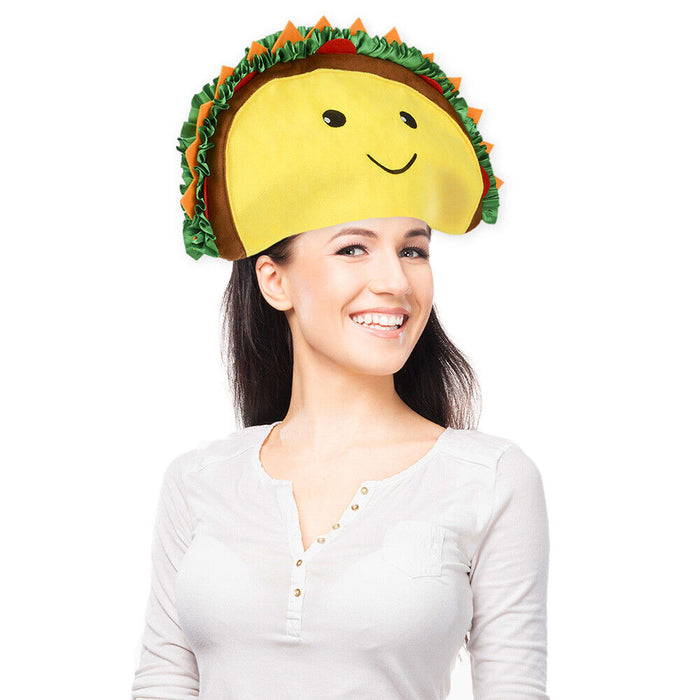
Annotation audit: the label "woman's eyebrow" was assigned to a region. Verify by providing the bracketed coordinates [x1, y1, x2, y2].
[328, 226, 431, 242]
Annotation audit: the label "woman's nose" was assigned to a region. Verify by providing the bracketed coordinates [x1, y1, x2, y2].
[366, 253, 413, 296]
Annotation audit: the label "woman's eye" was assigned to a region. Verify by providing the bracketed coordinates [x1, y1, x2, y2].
[334, 244, 429, 259]
[403, 247, 429, 259]
[335, 244, 366, 256]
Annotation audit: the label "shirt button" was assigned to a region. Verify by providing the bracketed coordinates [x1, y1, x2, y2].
[293, 588, 301, 597]
[296, 559, 303, 567]
[360, 486, 368, 494]
[317, 536, 326, 543]
[351, 504, 359, 510]
[332, 523, 340, 529]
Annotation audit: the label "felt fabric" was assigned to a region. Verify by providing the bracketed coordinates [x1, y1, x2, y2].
[206, 54, 484, 260]
[176, 20, 501, 261]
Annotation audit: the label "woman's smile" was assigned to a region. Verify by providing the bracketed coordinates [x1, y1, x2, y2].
[349, 312, 409, 338]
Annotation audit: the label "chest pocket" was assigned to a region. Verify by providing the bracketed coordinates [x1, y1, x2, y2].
[381, 519, 446, 578]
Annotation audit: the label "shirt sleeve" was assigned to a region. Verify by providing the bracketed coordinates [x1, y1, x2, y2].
[131, 452, 200, 699]
[466, 443, 550, 700]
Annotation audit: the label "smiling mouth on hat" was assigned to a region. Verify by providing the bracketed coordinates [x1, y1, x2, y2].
[366, 152, 417, 174]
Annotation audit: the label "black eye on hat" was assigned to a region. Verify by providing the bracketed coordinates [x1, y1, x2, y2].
[322, 109, 418, 129]
[400, 111, 417, 128]
[322, 109, 346, 127]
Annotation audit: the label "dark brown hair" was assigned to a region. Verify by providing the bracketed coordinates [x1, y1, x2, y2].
[220, 235, 481, 430]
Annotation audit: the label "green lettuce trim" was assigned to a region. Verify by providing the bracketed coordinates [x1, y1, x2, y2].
[176, 25, 500, 260]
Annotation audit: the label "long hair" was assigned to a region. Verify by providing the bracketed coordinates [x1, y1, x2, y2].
[220, 235, 481, 430]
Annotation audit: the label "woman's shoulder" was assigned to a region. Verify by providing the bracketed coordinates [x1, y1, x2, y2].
[442, 427, 543, 482]
[441, 428, 547, 515]
[163, 422, 272, 479]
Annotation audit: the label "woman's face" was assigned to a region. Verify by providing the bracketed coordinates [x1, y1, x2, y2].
[257, 216, 434, 377]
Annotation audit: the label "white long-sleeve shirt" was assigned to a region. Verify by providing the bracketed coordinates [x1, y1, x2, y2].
[131, 420, 550, 699]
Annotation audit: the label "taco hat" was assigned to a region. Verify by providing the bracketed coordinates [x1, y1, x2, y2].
[177, 16, 502, 261]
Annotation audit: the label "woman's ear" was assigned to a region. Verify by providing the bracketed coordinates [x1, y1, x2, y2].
[255, 255, 293, 312]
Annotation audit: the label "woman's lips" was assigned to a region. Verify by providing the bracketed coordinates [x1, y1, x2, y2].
[349, 314, 407, 338]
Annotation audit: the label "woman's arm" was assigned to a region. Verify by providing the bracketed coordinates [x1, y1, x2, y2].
[466, 443, 550, 700]
[131, 452, 199, 699]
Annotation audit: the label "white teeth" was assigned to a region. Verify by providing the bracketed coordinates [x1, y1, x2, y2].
[350, 313, 406, 329]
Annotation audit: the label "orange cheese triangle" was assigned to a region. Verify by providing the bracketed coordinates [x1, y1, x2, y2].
[384, 27, 402, 45]
[467, 107, 482, 124]
[215, 66, 235, 99]
[305, 15, 332, 40]
[180, 181, 197, 219]
[185, 140, 198, 175]
[246, 40, 268, 62]
[271, 20, 304, 53]
[349, 18, 367, 35]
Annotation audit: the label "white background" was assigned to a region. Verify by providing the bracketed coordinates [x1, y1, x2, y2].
[2, 1, 697, 697]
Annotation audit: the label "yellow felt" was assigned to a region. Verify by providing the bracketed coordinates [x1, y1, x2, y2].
[224, 69, 483, 256]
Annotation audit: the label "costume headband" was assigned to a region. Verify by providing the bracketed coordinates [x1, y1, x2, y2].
[177, 17, 502, 261]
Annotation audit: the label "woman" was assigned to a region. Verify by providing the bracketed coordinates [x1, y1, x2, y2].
[132, 18, 550, 700]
